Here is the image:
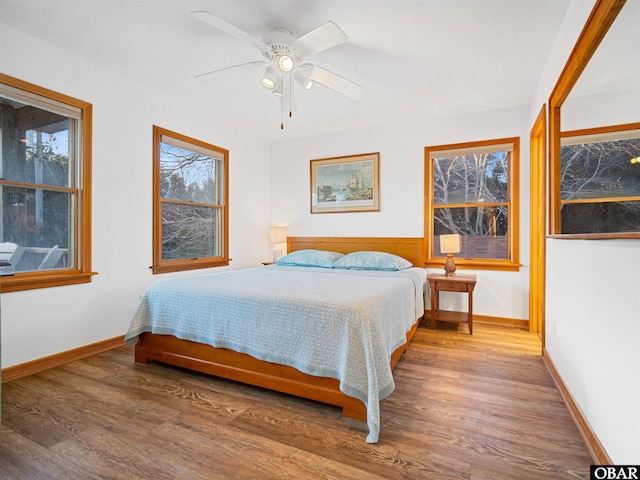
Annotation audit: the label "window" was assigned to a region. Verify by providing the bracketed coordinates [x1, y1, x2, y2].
[0, 73, 93, 292]
[424, 137, 520, 271]
[152, 126, 229, 274]
[558, 123, 640, 235]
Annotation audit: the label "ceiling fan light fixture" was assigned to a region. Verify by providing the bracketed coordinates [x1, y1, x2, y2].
[272, 74, 284, 96]
[277, 54, 294, 72]
[300, 78, 313, 90]
[261, 66, 277, 89]
[294, 70, 313, 90]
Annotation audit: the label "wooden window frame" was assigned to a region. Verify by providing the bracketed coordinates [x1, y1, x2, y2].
[0, 73, 94, 292]
[152, 126, 229, 274]
[424, 137, 521, 272]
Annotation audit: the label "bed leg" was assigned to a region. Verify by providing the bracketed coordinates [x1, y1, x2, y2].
[342, 403, 367, 422]
[134, 345, 150, 364]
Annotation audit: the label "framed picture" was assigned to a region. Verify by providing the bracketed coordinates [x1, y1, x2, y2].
[310, 153, 380, 213]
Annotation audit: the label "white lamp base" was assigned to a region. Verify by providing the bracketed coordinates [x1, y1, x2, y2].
[272, 243, 286, 262]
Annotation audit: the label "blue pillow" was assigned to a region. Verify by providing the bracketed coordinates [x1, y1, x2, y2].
[332, 251, 412, 271]
[276, 249, 344, 268]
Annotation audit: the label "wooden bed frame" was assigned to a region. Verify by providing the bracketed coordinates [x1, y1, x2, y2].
[134, 236, 425, 421]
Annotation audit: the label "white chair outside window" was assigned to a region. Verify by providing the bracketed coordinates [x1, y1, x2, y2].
[0, 245, 26, 275]
[38, 245, 64, 270]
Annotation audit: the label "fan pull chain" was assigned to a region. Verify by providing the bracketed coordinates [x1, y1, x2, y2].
[289, 74, 293, 118]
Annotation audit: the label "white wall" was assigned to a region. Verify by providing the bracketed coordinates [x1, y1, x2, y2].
[530, 0, 640, 463]
[562, 87, 640, 130]
[546, 240, 640, 463]
[0, 24, 271, 368]
[270, 105, 532, 321]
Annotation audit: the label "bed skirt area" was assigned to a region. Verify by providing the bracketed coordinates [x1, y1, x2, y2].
[134, 316, 422, 422]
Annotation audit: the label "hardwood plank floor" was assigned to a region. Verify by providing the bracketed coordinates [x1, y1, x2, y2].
[0, 323, 593, 479]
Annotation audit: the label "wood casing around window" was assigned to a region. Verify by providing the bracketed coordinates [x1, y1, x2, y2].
[151, 126, 230, 274]
[0, 73, 95, 292]
[424, 137, 521, 272]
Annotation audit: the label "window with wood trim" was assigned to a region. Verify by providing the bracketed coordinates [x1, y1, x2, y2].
[0, 73, 93, 292]
[558, 123, 640, 235]
[424, 137, 520, 271]
[152, 126, 229, 274]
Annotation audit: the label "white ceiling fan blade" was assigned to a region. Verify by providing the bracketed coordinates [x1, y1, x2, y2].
[293, 22, 347, 56]
[191, 11, 265, 48]
[194, 61, 266, 80]
[308, 65, 364, 100]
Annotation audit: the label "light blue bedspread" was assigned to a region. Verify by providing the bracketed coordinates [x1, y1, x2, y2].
[125, 265, 425, 443]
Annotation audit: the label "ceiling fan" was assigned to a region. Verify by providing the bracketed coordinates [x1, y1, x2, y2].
[191, 11, 365, 129]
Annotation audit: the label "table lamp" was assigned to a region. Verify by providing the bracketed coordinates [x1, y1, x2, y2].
[440, 233, 461, 277]
[269, 227, 287, 262]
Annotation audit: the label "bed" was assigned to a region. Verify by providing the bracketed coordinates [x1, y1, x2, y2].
[125, 236, 425, 442]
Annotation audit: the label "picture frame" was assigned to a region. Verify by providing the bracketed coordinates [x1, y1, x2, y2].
[310, 152, 380, 213]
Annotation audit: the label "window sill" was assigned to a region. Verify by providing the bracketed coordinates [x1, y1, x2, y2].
[1, 271, 97, 292]
[547, 232, 640, 240]
[152, 258, 231, 275]
[426, 259, 521, 272]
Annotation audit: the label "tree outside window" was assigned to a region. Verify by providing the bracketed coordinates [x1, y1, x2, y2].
[560, 124, 640, 235]
[152, 126, 229, 274]
[425, 138, 520, 271]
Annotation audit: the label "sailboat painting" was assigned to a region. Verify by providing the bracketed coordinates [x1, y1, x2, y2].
[310, 153, 380, 213]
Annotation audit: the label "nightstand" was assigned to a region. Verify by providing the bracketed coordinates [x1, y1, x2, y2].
[427, 273, 477, 334]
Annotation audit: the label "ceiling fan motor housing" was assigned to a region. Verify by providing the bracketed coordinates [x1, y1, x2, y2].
[261, 29, 303, 72]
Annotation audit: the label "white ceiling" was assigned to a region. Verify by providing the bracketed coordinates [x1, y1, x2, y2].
[0, 0, 575, 142]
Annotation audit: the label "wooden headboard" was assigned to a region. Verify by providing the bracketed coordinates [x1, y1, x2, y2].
[287, 237, 425, 267]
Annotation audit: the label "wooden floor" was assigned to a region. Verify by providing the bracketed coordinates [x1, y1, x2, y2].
[0, 322, 593, 479]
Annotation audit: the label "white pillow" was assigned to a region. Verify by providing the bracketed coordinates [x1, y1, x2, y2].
[332, 251, 412, 271]
[276, 249, 344, 268]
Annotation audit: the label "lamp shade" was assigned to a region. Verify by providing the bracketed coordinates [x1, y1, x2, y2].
[440, 234, 461, 254]
[269, 227, 287, 244]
